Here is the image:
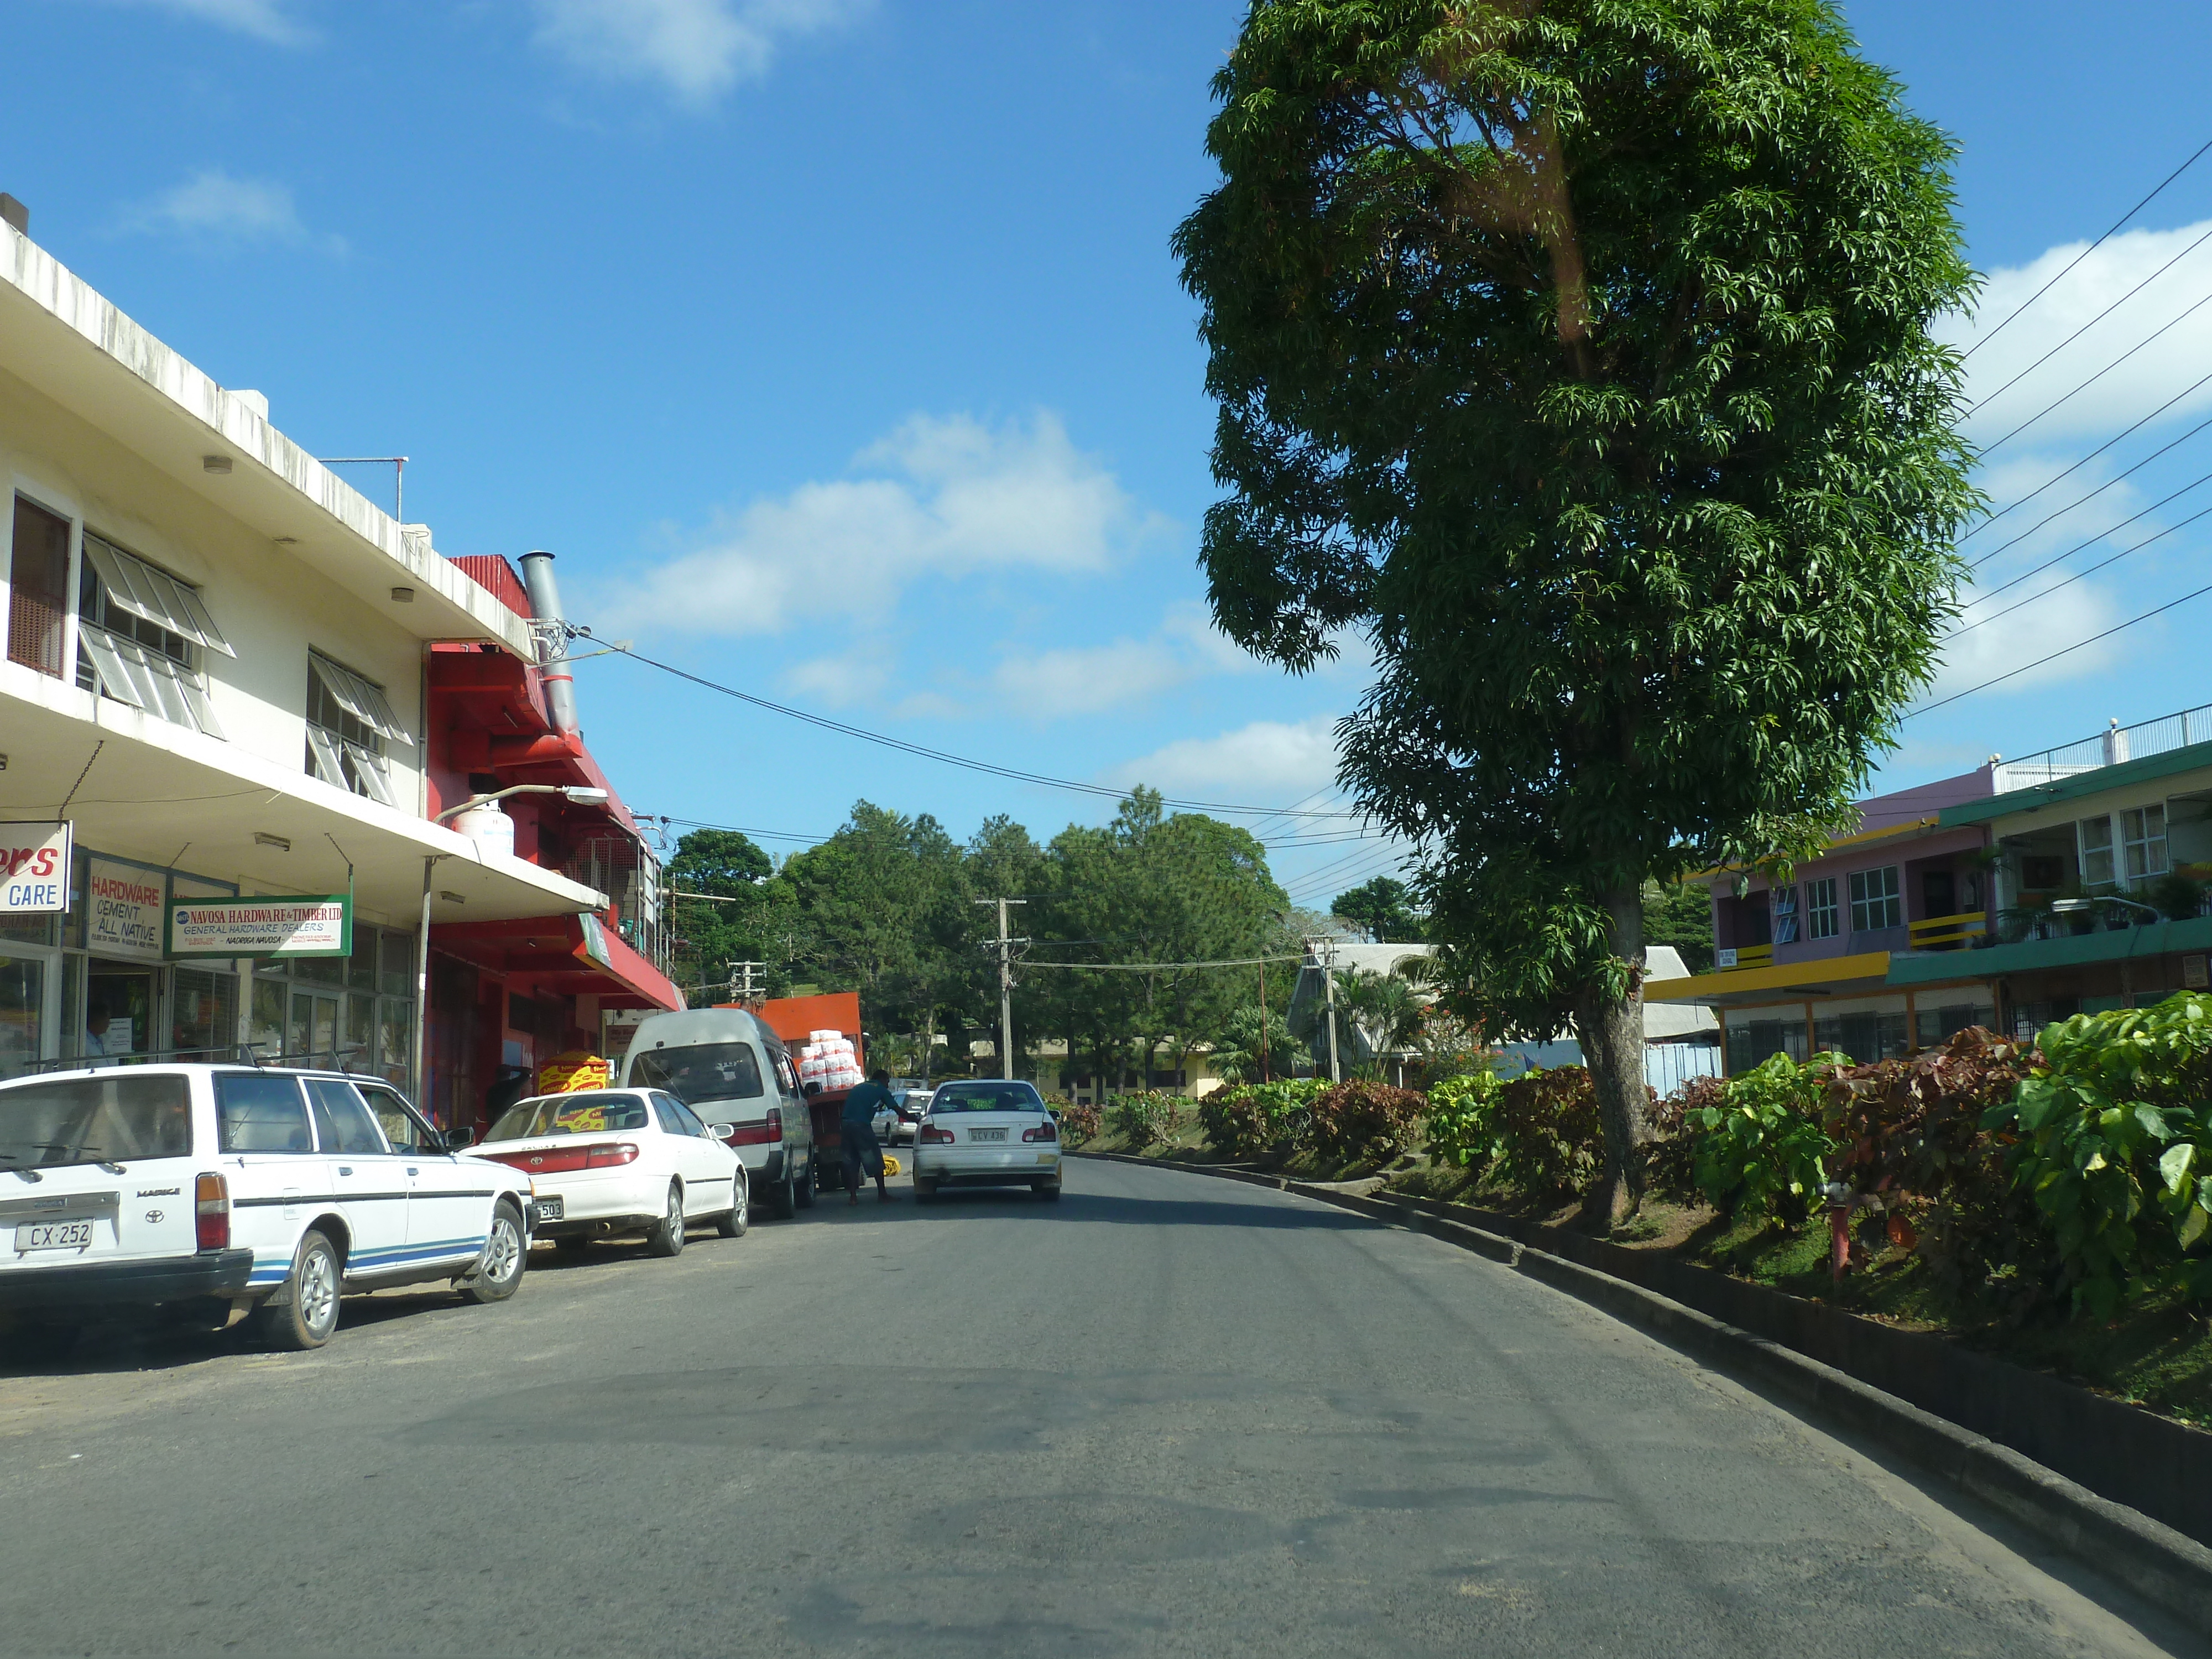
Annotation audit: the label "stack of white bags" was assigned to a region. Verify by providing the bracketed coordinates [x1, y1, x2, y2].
[799, 1029, 865, 1092]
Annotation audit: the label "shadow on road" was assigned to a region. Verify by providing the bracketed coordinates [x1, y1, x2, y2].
[810, 1187, 1374, 1233]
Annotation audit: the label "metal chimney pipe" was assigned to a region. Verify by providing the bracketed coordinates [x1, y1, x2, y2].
[517, 549, 580, 737]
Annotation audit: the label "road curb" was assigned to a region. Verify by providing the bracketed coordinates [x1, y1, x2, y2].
[1074, 1148, 2212, 1628]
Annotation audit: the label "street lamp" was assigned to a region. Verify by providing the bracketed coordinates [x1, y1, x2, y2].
[409, 783, 613, 1114]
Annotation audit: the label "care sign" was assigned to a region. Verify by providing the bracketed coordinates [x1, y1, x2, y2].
[0, 822, 71, 913]
[88, 858, 165, 960]
[166, 894, 352, 959]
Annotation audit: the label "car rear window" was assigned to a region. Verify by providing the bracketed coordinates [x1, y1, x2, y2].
[928, 1083, 1045, 1113]
[630, 1042, 765, 1105]
[0, 1073, 192, 1168]
[486, 1093, 652, 1141]
[216, 1073, 314, 1154]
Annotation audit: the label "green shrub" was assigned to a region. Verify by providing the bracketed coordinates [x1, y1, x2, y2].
[1307, 1079, 1425, 1166]
[1105, 1090, 1183, 1151]
[1058, 1102, 1102, 1148]
[1689, 1052, 1843, 1222]
[1422, 1071, 1504, 1170]
[1991, 995, 2212, 1315]
[1198, 1078, 1321, 1158]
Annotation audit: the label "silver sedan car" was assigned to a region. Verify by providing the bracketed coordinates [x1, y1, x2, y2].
[911, 1080, 1061, 1202]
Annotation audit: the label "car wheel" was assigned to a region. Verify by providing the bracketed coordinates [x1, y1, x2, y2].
[794, 1156, 817, 1209]
[766, 1167, 796, 1220]
[463, 1203, 528, 1303]
[646, 1183, 688, 1257]
[1034, 1181, 1062, 1202]
[913, 1176, 937, 1203]
[252, 1228, 341, 1350]
[718, 1174, 750, 1239]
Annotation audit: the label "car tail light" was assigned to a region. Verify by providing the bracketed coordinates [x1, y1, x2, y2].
[920, 1124, 954, 1145]
[1022, 1121, 1057, 1143]
[195, 1172, 229, 1250]
[586, 1141, 640, 1168]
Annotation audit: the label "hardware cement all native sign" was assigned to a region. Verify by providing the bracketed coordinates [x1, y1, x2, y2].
[0, 823, 71, 913]
[166, 895, 353, 959]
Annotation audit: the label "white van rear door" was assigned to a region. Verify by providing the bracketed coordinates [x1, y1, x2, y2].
[0, 1072, 200, 1274]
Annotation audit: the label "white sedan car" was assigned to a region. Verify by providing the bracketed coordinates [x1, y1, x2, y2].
[911, 1079, 1061, 1202]
[472, 1088, 747, 1256]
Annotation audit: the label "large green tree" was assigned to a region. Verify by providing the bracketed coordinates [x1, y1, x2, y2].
[1333, 875, 1425, 943]
[1176, 0, 1976, 1217]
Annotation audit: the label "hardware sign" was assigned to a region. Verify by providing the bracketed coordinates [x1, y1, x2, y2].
[166, 894, 353, 959]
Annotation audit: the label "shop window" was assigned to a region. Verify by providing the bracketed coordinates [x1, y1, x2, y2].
[1813, 1011, 1909, 1063]
[1915, 1001, 1996, 1047]
[1770, 885, 1799, 945]
[1725, 1018, 1807, 1073]
[2078, 816, 2115, 886]
[171, 967, 238, 1062]
[75, 533, 230, 737]
[1848, 866, 1901, 933]
[1804, 878, 1839, 940]
[305, 651, 407, 808]
[2122, 805, 2168, 883]
[0, 954, 43, 1081]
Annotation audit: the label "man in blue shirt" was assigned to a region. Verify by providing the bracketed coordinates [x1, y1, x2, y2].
[840, 1069, 895, 1204]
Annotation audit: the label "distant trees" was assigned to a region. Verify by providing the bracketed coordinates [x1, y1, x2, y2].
[666, 789, 1290, 1091]
[1333, 877, 1424, 943]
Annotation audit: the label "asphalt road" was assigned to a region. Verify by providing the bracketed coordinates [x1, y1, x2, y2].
[0, 1157, 2203, 1658]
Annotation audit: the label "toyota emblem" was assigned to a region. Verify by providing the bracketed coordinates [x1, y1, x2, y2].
[145, 1209, 164, 1223]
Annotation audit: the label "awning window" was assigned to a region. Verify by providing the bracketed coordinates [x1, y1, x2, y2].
[305, 722, 399, 810]
[79, 621, 224, 738]
[81, 534, 234, 658]
[308, 652, 409, 744]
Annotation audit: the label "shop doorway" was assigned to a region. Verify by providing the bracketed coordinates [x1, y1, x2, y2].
[86, 963, 159, 1060]
[289, 986, 341, 1066]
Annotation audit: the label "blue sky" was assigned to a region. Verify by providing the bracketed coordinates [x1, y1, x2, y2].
[8, 0, 2212, 903]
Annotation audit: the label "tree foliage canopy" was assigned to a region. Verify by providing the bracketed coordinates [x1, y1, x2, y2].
[1175, 0, 1977, 1035]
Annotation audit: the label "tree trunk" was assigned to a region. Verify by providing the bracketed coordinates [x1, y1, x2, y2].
[1574, 884, 1651, 1228]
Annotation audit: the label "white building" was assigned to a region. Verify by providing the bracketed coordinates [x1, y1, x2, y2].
[0, 205, 606, 1085]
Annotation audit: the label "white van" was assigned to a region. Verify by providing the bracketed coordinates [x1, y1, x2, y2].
[620, 1009, 817, 1219]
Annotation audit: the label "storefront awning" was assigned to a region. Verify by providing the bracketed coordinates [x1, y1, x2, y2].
[430, 914, 684, 1012]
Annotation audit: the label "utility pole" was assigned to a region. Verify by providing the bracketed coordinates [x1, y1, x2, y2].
[975, 898, 1028, 1080]
[726, 960, 763, 1007]
[1310, 935, 1343, 1084]
[1256, 961, 1272, 1083]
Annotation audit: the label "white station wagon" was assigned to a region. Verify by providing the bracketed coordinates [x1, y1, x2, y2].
[0, 1065, 535, 1352]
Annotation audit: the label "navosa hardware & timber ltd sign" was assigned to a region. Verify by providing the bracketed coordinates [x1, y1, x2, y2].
[167, 896, 353, 959]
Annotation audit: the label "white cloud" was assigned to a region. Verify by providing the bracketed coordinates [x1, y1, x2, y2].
[1942, 218, 2212, 450]
[118, 169, 345, 254]
[607, 411, 1159, 639]
[1108, 716, 1343, 799]
[531, 0, 861, 103]
[1926, 581, 2124, 701]
[103, 0, 311, 44]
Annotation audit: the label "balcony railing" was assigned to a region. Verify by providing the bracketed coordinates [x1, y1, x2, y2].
[1993, 705, 2212, 791]
[1908, 910, 1989, 951]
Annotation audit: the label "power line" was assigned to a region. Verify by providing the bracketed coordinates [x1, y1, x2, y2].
[1909, 577, 2212, 718]
[1959, 469, 2212, 614]
[1022, 953, 1306, 972]
[1960, 134, 2212, 362]
[1966, 403, 2212, 569]
[1950, 499, 2212, 639]
[586, 631, 1360, 822]
[1961, 362, 2212, 542]
[1980, 284, 2212, 456]
[1966, 220, 2212, 414]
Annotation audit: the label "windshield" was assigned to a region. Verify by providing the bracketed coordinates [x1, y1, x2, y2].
[0, 1074, 192, 1168]
[486, 1093, 652, 1141]
[927, 1082, 1046, 1114]
[630, 1042, 764, 1106]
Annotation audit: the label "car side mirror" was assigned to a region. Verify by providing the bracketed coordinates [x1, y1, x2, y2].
[441, 1125, 478, 1150]
[802, 1081, 822, 1097]
[708, 1123, 735, 1140]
